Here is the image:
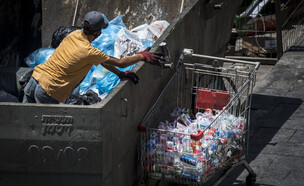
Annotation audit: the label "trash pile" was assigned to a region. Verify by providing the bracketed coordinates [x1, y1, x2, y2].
[143, 107, 245, 182]
[23, 15, 169, 104]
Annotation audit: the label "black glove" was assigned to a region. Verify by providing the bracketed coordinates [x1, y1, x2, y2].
[118, 71, 139, 84]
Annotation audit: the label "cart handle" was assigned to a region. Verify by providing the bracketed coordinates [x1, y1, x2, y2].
[138, 122, 147, 133]
[190, 130, 204, 141]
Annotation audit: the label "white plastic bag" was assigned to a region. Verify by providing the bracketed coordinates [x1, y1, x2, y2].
[148, 20, 169, 39]
[131, 20, 169, 41]
[114, 28, 145, 58]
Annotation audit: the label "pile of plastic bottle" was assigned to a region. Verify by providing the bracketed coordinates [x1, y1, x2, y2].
[143, 107, 246, 183]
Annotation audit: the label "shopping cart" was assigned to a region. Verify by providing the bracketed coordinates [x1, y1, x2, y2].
[138, 49, 260, 186]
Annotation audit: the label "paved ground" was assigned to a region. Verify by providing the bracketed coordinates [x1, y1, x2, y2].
[219, 34, 304, 186]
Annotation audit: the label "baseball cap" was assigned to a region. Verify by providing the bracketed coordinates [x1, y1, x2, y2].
[83, 11, 108, 32]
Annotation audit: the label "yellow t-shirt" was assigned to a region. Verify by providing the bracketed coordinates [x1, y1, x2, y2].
[32, 30, 109, 102]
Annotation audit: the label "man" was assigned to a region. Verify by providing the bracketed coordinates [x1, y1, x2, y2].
[23, 11, 163, 104]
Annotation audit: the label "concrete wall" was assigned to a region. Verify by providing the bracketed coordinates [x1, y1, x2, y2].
[41, 0, 189, 47]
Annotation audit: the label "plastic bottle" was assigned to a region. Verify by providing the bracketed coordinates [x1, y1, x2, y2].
[195, 112, 210, 129]
[205, 128, 216, 139]
[195, 112, 203, 120]
[224, 130, 235, 139]
[233, 128, 242, 139]
[146, 149, 156, 161]
[155, 150, 165, 163]
[201, 138, 212, 149]
[188, 122, 198, 134]
[211, 156, 219, 167]
[237, 116, 246, 131]
[173, 136, 182, 152]
[228, 114, 238, 127]
[182, 172, 200, 182]
[203, 108, 213, 116]
[164, 151, 174, 164]
[203, 109, 214, 122]
[171, 111, 180, 121]
[158, 121, 167, 130]
[178, 113, 192, 126]
[173, 152, 183, 166]
[160, 133, 168, 146]
[166, 140, 174, 151]
[220, 117, 229, 131]
[182, 135, 191, 153]
[146, 137, 157, 151]
[172, 107, 182, 114]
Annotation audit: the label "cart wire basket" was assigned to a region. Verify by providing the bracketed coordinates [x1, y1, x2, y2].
[138, 49, 260, 186]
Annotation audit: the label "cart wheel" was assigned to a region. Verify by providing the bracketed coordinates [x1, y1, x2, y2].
[246, 174, 256, 186]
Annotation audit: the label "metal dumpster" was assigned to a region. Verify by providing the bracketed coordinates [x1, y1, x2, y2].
[0, 0, 241, 185]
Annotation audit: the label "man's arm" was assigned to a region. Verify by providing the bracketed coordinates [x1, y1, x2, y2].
[100, 60, 121, 76]
[100, 51, 163, 84]
[103, 50, 163, 68]
[103, 55, 144, 68]
[101, 59, 139, 84]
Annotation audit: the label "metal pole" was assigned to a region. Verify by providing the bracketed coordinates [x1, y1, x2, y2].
[191, 53, 260, 69]
[72, 0, 79, 26]
[275, 0, 283, 59]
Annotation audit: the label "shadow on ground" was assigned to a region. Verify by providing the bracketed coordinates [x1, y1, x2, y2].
[287, 46, 304, 52]
[218, 93, 302, 186]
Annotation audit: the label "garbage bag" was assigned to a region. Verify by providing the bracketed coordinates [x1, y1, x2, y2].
[92, 15, 126, 57]
[24, 48, 55, 68]
[51, 26, 82, 48]
[0, 91, 19, 102]
[16, 67, 33, 100]
[131, 20, 169, 41]
[79, 65, 109, 94]
[96, 64, 135, 95]
[140, 38, 155, 48]
[148, 20, 169, 39]
[64, 89, 101, 105]
[114, 28, 145, 58]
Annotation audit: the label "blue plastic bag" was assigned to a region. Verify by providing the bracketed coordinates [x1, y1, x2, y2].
[96, 64, 135, 95]
[140, 38, 154, 48]
[24, 48, 55, 68]
[91, 15, 126, 57]
[79, 65, 110, 94]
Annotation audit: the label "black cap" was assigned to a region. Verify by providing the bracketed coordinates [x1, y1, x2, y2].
[83, 11, 108, 32]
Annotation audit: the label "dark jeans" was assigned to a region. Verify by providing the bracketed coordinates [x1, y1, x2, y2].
[22, 77, 59, 104]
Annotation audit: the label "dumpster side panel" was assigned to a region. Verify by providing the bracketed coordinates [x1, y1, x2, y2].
[100, 0, 241, 185]
[0, 104, 103, 184]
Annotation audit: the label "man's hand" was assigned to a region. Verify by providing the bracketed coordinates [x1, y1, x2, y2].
[118, 71, 139, 84]
[139, 51, 164, 66]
